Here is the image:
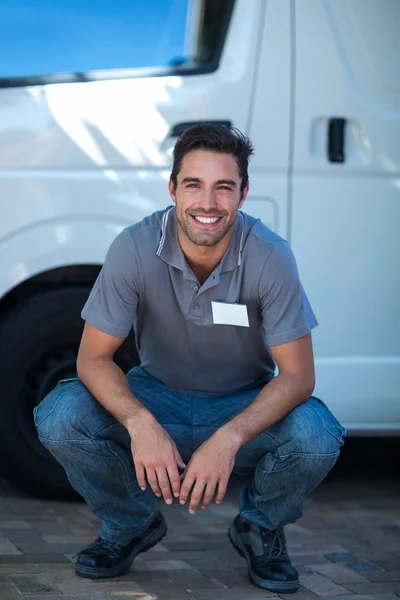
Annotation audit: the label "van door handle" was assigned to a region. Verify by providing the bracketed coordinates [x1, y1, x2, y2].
[170, 120, 232, 137]
[328, 118, 346, 163]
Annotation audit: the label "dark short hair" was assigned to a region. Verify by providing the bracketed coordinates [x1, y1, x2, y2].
[171, 124, 254, 193]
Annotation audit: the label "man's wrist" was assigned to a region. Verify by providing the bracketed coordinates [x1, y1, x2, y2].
[121, 405, 156, 432]
[217, 422, 245, 450]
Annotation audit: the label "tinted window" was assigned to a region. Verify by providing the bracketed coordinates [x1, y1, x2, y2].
[0, 0, 234, 82]
[0, 0, 188, 78]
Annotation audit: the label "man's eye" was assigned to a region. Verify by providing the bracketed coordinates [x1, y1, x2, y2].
[219, 186, 232, 191]
[187, 183, 199, 188]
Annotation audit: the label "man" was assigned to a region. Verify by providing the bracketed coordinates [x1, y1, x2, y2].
[34, 124, 345, 593]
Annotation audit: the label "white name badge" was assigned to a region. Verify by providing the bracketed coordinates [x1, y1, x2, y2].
[211, 301, 249, 327]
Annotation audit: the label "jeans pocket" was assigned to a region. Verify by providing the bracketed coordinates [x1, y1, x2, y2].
[308, 396, 347, 445]
[57, 377, 80, 387]
[33, 378, 80, 428]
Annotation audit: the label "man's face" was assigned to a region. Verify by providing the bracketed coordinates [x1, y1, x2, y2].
[169, 150, 248, 247]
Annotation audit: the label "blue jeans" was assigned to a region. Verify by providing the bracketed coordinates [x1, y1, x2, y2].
[33, 367, 346, 545]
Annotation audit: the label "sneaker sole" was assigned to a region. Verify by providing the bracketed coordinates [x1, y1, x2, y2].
[228, 524, 299, 593]
[75, 519, 167, 579]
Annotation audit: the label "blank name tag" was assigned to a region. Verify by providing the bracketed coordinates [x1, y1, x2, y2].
[211, 301, 249, 327]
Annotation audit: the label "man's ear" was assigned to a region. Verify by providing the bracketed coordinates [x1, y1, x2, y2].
[169, 177, 177, 204]
[239, 181, 249, 208]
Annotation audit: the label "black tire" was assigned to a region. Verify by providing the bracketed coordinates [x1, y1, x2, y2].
[0, 287, 139, 500]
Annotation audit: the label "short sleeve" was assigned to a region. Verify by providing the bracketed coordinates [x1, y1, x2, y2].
[259, 240, 318, 346]
[81, 229, 139, 338]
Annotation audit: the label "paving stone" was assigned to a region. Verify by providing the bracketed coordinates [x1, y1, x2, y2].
[292, 554, 332, 566]
[277, 586, 319, 600]
[290, 544, 349, 556]
[43, 569, 84, 584]
[188, 588, 276, 598]
[25, 594, 112, 600]
[164, 570, 221, 590]
[0, 521, 30, 530]
[132, 560, 196, 572]
[57, 582, 145, 593]
[0, 565, 41, 574]
[41, 535, 93, 544]
[5, 530, 46, 544]
[133, 578, 188, 596]
[120, 571, 169, 582]
[25, 522, 74, 536]
[307, 563, 368, 583]
[9, 574, 57, 594]
[0, 555, 69, 564]
[365, 570, 400, 582]
[299, 573, 349, 596]
[343, 581, 400, 593]
[326, 553, 359, 563]
[208, 577, 258, 589]
[347, 562, 382, 573]
[0, 538, 21, 556]
[196, 567, 245, 579]
[111, 593, 179, 600]
[317, 595, 400, 600]
[109, 594, 157, 600]
[0, 583, 22, 600]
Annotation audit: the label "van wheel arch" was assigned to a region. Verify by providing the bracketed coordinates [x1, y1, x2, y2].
[0, 272, 139, 499]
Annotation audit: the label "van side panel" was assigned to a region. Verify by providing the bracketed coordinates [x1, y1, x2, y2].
[291, 0, 400, 430]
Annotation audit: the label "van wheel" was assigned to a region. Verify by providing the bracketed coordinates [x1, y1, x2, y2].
[0, 287, 139, 500]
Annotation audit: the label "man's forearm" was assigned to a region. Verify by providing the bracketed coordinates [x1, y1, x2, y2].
[219, 372, 314, 449]
[77, 358, 156, 431]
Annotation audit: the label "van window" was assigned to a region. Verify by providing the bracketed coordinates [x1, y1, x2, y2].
[0, 0, 234, 83]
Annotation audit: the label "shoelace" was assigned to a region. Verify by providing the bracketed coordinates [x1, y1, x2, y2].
[92, 538, 124, 559]
[259, 527, 289, 562]
[74, 537, 124, 560]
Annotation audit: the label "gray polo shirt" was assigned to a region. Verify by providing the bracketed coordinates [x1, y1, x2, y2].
[82, 206, 318, 394]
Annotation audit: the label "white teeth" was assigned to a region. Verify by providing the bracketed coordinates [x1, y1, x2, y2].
[194, 216, 220, 224]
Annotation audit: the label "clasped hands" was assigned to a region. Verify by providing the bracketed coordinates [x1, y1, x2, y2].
[130, 417, 240, 514]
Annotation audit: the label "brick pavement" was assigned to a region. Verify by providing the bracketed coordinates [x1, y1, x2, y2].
[0, 470, 399, 600]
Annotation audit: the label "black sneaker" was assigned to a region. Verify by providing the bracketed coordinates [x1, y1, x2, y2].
[228, 514, 298, 593]
[75, 512, 167, 579]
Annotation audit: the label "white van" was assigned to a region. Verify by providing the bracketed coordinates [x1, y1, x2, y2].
[0, 0, 398, 499]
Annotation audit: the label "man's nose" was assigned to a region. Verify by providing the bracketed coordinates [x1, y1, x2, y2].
[200, 189, 218, 211]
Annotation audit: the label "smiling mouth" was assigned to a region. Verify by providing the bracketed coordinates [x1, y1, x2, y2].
[190, 215, 223, 227]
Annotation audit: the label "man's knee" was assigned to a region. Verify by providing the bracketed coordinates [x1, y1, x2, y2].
[271, 396, 346, 458]
[34, 378, 106, 443]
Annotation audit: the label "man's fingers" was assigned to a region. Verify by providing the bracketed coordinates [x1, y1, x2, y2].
[201, 481, 216, 509]
[188, 479, 206, 514]
[156, 468, 173, 504]
[179, 471, 195, 505]
[145, 469, 162, 497]
[215, 478, 228, 504]
[167, 464, 181, 498]
[174, 449, 186, 471]
[135, 462, 146, 491]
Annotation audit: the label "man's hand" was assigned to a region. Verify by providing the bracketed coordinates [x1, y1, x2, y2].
[128, 416, 186, 504]
[179, 430, 240, 514]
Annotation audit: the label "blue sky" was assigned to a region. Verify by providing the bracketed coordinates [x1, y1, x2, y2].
[0, 0, 188, 78]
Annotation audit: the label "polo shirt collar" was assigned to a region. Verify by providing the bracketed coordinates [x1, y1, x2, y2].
[156, 206, 244, 273]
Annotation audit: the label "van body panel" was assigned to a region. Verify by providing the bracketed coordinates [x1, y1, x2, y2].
[291, 0, 400, 428]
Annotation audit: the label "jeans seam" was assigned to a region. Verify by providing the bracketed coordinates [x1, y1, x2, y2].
[307, 400, 345, 443]
[277, 450, 341, 459]
[34, 385, 78, 428]
[104, 441, 133, 494]
[38, 437, 102, 444]
[101, 512, 157, 540]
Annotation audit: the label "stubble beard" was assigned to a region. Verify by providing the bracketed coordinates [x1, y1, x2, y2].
[177, 211, 236, 247]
